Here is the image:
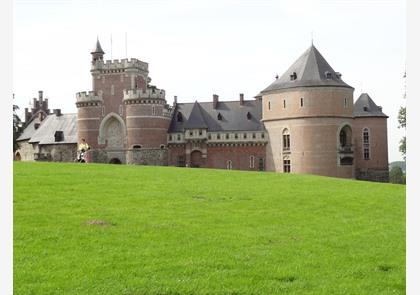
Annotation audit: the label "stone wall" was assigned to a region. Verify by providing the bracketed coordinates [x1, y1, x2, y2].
[126, 148, 168, 166]
[356, 167, 389, 183]
[38, 144, 77, 162]
[16, 141, 39, 161]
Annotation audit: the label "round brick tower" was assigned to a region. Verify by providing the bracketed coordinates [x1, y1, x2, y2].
[261, 44, 355, 178]
[124, 88, 172, 149]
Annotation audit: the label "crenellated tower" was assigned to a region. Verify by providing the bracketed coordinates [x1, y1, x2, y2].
[76, 38, 172, 164]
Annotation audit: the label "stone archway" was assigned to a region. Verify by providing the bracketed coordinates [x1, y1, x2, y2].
[14, 152, 21, 161]
[99, 113, 126, 150]
[190, 150, 203, 168]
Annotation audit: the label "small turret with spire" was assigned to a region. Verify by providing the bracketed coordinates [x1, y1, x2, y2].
[91, 37, 105, 64]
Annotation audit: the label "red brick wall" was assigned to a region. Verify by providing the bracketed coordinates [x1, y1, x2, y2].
[168, 144, 266, 171]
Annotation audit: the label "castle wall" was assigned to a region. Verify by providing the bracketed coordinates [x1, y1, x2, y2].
[206, 144, 266, 171]
[353, 117, 389, 182]
[126, 148, 168, 166]
[264, 117, 355, 178]
[38, 144, 77, 162]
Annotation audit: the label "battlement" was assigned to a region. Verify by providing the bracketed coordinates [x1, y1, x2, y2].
[123, 88, 166, 100]
[76, 91, 103, 103]
[91, 58, 148, 72]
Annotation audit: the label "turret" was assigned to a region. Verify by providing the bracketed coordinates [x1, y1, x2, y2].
[91, 38, 105, 64]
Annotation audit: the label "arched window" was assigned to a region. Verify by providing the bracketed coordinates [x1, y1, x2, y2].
[249, 156, 255, 168]
[226, 160, 233, 170]
[247, 112, 252, 120]
[282, 128, 290, 151]
[363, 128, 370, 160]
[217, 113, 223, 121]
[339, 125, 352, 147]
[177, 112, 183, 122]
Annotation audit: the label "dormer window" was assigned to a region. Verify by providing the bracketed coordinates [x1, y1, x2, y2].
[290, 72, 297, 81]
[54, 131, 64, 142]
[336, 72, 342, 79]
[177, 112, 183, 122]
[217, 113, 222, 121]
[363, 106, 369, 112]
[246, 112, 252, 120]
[325, 71, 332, 79]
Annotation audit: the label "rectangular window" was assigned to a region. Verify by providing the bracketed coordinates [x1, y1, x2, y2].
[344, 98, 348, 108]
[283, 159, 291, 173]
[244, 133, 247, 139]
[199, 130, 202, 136]
[252, 133, 256, 139]
[217, 134, 220, 139]
[169, 135, 172, 141]
[111, 85, 115, 95]
[177, 134, 181, 141]
[226, 133, 230, 139]
[363, 147, 370, 160]
[249, 156, 255, 168]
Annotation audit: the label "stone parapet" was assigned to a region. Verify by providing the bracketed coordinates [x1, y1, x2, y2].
[91, 58, 148, 72]
[76, 91, 103, 104]
[123, 88, 165, 100]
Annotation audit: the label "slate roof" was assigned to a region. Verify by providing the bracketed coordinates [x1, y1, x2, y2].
[262, 45, 353, 92]
[353, 93, 388, 118]
[16, 116, 42, 142]
[169, 99, 264, 132]
[22, 113, 78, 145]
[91, 38, 105, 54]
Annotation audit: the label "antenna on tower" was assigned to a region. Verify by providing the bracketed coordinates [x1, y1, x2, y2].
[110, 34, 113, 60]
[125, 32, 128, 58]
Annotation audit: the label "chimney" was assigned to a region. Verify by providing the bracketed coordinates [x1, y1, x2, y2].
[53, 109, 62, 116]
[239, 93, 244, 106]
[25, 108, 29, 123]
[213, 94, 219, 109]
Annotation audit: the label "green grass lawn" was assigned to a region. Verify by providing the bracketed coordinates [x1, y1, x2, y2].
[14, 162, 405, 295]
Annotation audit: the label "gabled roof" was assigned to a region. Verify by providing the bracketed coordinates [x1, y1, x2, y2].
[91, 38, 105, 54]
[262, 45, 353, 92]
[16, 116, 42, 142]
[27, 113, 78, 144]
[184, 101, 208, 129]
[353, 93, 388, 118]
[169, 99, 265, 133]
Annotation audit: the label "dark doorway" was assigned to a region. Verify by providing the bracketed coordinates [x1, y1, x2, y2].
[109, 158, 122, 164]
[190, 151, 203, 168]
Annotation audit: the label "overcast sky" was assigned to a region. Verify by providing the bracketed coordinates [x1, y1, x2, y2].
[14, 0, 406, 162]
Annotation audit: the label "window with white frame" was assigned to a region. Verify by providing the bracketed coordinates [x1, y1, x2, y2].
[363, 128, 370, 160]
[283, 156, 291, 173]
[249, 156, 255, 168]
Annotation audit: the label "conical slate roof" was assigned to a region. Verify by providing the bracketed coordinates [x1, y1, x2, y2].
[184, 101, 208, 129]
[353, 93, 387, 118]
[91, 38, 105, 54]
[262, 45, 353, 92]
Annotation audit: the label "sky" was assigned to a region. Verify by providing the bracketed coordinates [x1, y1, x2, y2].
[13, 0, 406, 162]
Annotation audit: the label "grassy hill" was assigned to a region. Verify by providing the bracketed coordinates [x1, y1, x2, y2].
[14, 162, 405, 295]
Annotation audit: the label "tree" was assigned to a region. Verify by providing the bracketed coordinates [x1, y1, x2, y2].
[389, 166, 405, 184]
[398, 71, 406, 159]
[13, 94, 23, 152]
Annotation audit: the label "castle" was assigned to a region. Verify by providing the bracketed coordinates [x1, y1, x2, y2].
[16, 39, 389, 182]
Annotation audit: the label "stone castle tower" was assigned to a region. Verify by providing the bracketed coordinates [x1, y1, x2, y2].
[76, 39, 172, 164]
[261, 45, 388, 180]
